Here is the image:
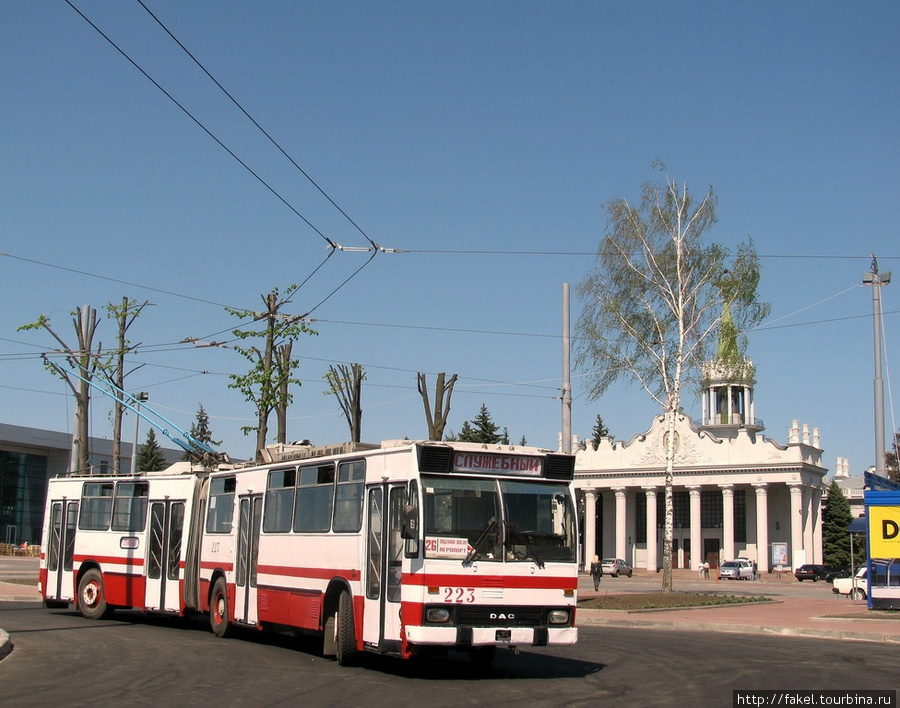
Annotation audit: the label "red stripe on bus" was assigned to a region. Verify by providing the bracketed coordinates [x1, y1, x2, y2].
[401, 573, 576, 590]
[257, 565, 361, 581]
[74, 554, 145, 567]
[200, 560, 234, 572]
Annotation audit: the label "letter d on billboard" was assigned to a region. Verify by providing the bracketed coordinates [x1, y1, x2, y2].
[869, 505, 900, 558]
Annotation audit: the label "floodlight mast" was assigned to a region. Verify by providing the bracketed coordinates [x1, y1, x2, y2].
[863, 256, 892, 478]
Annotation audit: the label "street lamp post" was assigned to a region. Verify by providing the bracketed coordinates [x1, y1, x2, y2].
[863, 257, 891, 478]
[130, 392, 149, 476]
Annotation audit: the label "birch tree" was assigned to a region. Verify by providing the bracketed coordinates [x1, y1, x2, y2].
[575, 171, 768, 592]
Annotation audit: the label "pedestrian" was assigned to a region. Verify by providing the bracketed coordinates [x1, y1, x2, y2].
[752, 560, 757, 580]
[702, 560, 710, 579]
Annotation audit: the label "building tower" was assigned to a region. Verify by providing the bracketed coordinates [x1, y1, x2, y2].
[698, 303, 764, 435]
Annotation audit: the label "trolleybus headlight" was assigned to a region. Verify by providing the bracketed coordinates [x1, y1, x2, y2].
[547, 609, 569, 624]
[426, 607, 451, 623]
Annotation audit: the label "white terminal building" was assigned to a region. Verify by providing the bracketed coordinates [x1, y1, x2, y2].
[572, 339, 827, 575]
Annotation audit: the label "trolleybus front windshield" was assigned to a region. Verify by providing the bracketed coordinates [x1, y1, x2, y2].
[421, 475, 576, 564]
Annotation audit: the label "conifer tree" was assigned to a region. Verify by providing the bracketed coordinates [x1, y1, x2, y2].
[136, 428, 167, 472]
[822, 479, 853, 569]
[182, 404, 222, 466]
[457, 404, 503, 444]
[591, 415, 611, 446]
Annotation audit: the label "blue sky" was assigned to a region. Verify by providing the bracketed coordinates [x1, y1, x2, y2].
[2, 1, 898, 473]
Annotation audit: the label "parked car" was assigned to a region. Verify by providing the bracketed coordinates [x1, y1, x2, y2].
[794, 564, 828, 582]
[825, 567, 851, 584]
[718, 559, 753, 580]
[600, 558, 633, 577]
[832, 567, 867, 600]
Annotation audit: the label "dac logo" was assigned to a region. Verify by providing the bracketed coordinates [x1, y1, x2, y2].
[489, 613, 515, 620]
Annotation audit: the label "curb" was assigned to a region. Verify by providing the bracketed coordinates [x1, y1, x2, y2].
[0, 628, 11, 662]
[576, 611, 900, 644]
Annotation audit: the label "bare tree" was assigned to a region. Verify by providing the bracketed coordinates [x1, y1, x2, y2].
[576, 170, 768, 592]
[98, 297, 152, 472]
[325, 364, 365, 442]
[417, 372, 458, 440]
[20, 306, 102, 473]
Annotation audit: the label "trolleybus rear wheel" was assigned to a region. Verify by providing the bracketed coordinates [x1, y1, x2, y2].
[210, 577, 232, 638]
[78, 568, 112, 620]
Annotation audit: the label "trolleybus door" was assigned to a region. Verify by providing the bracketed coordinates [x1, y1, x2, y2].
[145, 500, 186, 612]
[363, 484, 405, 650]
[46, 500, 78, 601]
[234, 494, 262, 627]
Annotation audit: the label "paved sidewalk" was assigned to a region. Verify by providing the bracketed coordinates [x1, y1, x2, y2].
[577, 591, 900, 644]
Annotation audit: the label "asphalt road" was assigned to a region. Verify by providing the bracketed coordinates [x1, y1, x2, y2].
[0, 601, 894, 707]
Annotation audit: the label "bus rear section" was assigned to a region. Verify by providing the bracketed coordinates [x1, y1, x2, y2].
[40, 470, 204, 619]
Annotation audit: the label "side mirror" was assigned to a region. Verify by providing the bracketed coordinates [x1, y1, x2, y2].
[401, 505, 418, 540]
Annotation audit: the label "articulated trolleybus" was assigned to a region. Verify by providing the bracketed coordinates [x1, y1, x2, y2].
[40, 439, 579, 667]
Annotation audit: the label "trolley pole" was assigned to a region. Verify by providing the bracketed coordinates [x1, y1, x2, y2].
[862, 256, 891, 478]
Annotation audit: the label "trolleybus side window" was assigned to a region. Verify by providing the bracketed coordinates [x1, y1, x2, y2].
[111, 482, 149, 532]
[168, 503, 185, 581]
[80, 483, 114, 530]
[294, 464, 335, 533]
[264, 468, 296, 533]
[207, 476, 236, 533]
[333, 460, 365, 533]
[366, 488, 383, 599]
[404, 480, 419, 558]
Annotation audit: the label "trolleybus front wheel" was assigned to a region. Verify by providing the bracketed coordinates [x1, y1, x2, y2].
[335, 590, 359, 666]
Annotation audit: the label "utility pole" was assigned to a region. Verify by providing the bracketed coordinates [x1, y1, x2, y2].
[561, 283, 572, 453]
[863, 255, 891, 478]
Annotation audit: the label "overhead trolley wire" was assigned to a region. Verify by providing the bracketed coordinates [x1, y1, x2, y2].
[63, 0, 385, 314]
[64, 0, 334, 247]
[134, 0, 378, 251]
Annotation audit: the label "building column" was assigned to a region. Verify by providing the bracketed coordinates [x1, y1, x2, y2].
[688, 487, 702, 568]
[614, 488, 627, 561]
[721, 485, 734, 562]
[811, 487, 823, 565]
[583, 490, 597, 568]
[789, 484, 804, 569]
[753, 484, 769, 574]
[644, 487, 658, 572]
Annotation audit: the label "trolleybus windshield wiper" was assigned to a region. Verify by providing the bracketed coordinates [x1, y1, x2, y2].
[507, 524, 546, 569]
[462, 517, 500, 566]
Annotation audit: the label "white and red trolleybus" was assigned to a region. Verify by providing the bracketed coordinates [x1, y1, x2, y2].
[40, 439, 579, 667]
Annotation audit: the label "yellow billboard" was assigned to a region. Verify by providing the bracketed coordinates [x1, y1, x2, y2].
[868, 505, 900, 558]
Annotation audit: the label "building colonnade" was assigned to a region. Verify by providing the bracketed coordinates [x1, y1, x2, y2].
[578, 479, 824, 574]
